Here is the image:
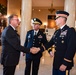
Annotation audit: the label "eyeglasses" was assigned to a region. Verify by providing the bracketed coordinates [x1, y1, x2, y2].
[33, 23, 40, 25]
[12, 19, 19, 21]
[55, 16, 67, 20]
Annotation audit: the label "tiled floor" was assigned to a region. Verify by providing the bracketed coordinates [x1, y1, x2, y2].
[0, 51, 76, 75]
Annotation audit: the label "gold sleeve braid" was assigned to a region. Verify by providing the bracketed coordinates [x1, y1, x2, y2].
[47, 48, 52, 51]
[42, 45, 46, 50]
[64, 58, 72, 62]
[42, 44, 54, 52]
[42, 44, 52, 51]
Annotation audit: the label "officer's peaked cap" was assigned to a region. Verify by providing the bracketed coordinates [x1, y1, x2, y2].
[31, 18, 42, 25]
[56, 10, 69, 17]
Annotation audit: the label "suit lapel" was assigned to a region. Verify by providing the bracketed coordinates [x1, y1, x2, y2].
[9, 25, 16, 33]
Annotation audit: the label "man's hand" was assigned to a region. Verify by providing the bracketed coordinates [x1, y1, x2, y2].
[50, 51, 54, 57]
[30, 47, 40, 54]
[23, 53, 25, 56]
[59, 64, 67, 71]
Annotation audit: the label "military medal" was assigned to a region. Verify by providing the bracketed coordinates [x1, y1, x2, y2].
[38, 35, 42, 38]
[60, 30, 67, 37]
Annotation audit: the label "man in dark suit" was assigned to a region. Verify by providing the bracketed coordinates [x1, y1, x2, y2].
[24, 18, 47, 75]
[39, 10, 76, 75]
[1, 14, 39, 75]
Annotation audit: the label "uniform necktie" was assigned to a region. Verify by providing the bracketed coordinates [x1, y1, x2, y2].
[34, 32, 37, 35]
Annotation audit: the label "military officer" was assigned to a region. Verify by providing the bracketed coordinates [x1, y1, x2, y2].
[23, 18, 47, 75]
[39, 10, 76, 75]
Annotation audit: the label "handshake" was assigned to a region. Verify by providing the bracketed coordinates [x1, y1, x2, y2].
[30, 47, 40, 54]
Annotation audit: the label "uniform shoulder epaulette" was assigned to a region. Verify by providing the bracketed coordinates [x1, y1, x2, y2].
[69, 27, 75, 32]
[27, 30, 33, 33]
[69, 27, 75, 29]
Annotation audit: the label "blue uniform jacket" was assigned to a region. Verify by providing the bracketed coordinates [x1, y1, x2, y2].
[24, 30, 47, 59]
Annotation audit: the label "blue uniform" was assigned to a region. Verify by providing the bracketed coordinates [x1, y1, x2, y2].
[24, 30, 47, 75]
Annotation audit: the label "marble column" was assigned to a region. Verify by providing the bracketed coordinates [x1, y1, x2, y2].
[20, 0, 32, 45]
[7, 0, 21, 18]
[7, 0, 21, 34]
[64, 0, 76, 27]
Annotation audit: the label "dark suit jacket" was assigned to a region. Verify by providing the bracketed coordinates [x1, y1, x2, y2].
[24, 30, 47, 59]
[41, 25, 76, 70]
[1, 25, 30, 66]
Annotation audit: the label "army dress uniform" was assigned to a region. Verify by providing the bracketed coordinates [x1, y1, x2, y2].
[24, 18, 47, 75]
[40, 25, 76, 75]
[40, 11, 76, 75]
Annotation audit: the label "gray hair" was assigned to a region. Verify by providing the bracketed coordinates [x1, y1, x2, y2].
[8, 14, 18, 24]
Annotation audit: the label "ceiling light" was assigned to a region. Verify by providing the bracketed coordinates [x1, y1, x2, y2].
[48, 0, 55, 13]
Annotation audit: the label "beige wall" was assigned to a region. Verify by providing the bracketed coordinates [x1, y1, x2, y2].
[75, 1, 76, 27]
[0, 0, 7, 6]
[32, 7, 64, 28]
[7, 0, 21, 18]
[1, 0, 76, 28]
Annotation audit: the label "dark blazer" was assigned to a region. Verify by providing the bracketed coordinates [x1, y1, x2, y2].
[41, 25, 76, 70]
[24, 30, 47, 59]
[1, 25, 30, 66]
